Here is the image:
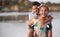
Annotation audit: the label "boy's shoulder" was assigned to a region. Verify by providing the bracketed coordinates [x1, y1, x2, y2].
[29, 12, 34, 15]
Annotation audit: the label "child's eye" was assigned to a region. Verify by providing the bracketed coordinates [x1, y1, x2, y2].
[45, 9, 47, 11]
[40, 10, 43, 11]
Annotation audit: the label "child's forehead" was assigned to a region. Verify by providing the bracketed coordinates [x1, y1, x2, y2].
[39, 4, 49, 10]
[32, 5, 38, 9]
[32, 5, 37, 7]
[40, 6, 49, 10]
[40, 7, 47, 9]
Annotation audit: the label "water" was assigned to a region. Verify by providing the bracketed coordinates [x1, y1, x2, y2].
[0, 12, 60, 37]
[0, 21, 28, 37]
[51, 12, 60, 37]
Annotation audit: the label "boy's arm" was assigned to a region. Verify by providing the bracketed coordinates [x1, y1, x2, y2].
[45, 15, 53, 23]
[48, 15, 53, 22]
[29, 13, 33, 20]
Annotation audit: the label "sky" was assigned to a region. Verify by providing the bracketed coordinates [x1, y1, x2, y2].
[29, 0, 60, 3]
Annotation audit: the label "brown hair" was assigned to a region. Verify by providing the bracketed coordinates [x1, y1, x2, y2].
[39, 4, 49, 11]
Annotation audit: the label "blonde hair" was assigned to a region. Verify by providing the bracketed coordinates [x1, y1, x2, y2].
[39, 4, 49, 11]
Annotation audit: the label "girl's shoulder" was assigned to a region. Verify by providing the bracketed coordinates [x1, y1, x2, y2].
[30, 18, 38, 24]
[31, 18, 38, 22]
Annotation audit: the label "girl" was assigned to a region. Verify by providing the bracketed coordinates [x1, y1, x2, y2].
[28, 4, 53, 37]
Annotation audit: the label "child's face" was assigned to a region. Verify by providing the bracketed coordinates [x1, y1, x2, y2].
[32, 6, 38, 14]
[39, 6, 49, 17]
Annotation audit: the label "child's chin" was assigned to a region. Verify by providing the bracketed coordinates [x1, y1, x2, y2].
[42, 15, 45, 17]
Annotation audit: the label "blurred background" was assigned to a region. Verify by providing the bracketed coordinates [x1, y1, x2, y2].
[0, 0, 60, 37]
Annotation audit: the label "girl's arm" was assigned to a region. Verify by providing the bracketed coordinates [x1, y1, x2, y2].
[48, 29, 52, 37]
[28, 19, 34, 29]
[27, 19, 34, 37]
[47, 16, 53, 37]
[47, 23, 52, 37]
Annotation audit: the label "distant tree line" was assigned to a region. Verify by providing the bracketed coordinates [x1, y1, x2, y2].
[0, 0, 60, 12]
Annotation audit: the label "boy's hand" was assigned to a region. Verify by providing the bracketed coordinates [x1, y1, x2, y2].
[48, 16, 53, 22]
[44, 15, 53, 23]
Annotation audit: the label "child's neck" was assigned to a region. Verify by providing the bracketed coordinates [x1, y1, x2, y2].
[33, 11, 37, 14]
[38, 16, 47, 25]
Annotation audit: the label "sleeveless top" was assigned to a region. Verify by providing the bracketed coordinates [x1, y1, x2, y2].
[33, 19, 50, 37]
